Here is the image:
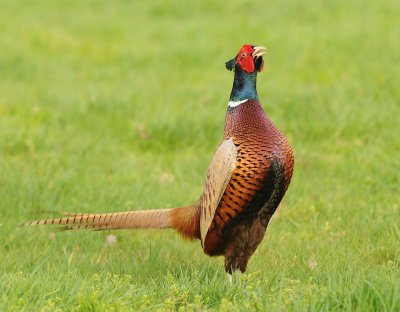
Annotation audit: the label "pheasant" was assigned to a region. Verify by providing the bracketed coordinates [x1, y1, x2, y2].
[28, 44, 294, 279]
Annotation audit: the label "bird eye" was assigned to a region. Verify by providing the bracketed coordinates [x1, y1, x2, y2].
[241, 52, 246, 58]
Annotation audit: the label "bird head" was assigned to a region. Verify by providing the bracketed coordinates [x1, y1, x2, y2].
[225, 44, 266, 73]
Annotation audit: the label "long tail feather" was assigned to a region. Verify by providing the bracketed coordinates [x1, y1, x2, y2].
[26, 209, 174, 230]
[26, 205, 201, 239]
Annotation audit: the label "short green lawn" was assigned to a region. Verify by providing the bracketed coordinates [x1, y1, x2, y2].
[1, 0, 399, 310]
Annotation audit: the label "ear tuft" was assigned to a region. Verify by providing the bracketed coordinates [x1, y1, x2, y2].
[225, 58, 235, 71]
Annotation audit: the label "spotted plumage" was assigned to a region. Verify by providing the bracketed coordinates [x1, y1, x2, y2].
[27, 44, 294, 277]
[202, 99, 293, 272]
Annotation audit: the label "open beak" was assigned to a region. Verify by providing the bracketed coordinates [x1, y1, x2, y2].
[252, 46, 267, 59]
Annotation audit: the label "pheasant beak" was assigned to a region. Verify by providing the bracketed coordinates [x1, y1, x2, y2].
[252, 46, 267, 59]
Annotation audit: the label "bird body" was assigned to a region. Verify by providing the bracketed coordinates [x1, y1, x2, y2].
[203, 99, 293, 263]
[28, 44, 294, 275]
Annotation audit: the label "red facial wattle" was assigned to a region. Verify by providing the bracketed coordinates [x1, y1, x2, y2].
[235, 45, 255, 73]
[235, 44, 265, 73]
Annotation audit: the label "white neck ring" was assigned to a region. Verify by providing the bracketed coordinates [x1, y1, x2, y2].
[228, 99, 248, 108]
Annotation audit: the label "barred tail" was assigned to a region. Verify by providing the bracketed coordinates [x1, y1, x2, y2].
[26, 205, 200, 239]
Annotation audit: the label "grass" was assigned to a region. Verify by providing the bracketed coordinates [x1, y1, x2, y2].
[0, 0, 399, 310]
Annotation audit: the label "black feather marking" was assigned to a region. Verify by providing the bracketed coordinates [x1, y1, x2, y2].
[258, 159, 287, 226]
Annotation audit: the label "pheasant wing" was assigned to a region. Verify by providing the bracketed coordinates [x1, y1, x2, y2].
[199, 138, 238, 245]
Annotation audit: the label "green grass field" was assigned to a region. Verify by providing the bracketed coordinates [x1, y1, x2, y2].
[1, 0, 399, 310]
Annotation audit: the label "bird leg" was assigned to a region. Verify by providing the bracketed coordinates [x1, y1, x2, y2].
[227, 273, 233, 284]
[226, 270, 242, 284]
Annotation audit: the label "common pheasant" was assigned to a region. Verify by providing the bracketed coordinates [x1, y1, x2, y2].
[28, 44, 294, 279]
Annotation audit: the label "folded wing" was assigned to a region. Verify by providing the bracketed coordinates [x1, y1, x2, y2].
[198, 138, 238, 245]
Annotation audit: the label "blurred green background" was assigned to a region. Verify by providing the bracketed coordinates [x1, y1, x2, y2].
[0, 0, 399, 310]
